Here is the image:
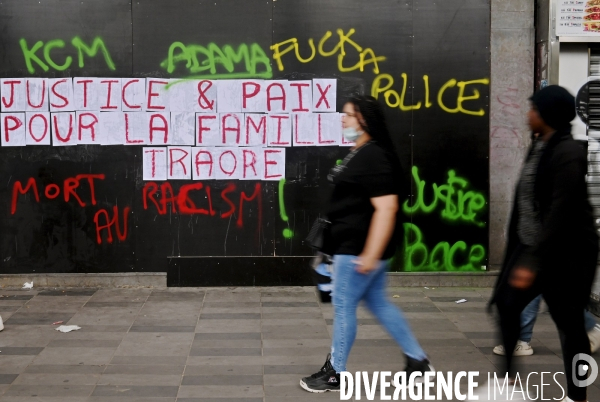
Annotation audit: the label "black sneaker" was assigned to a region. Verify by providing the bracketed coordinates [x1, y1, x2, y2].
[299, 353, 340, 393]
[404, 355, 435, 381]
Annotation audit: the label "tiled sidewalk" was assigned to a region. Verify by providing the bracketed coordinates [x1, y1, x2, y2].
[0, 286, 597, 401]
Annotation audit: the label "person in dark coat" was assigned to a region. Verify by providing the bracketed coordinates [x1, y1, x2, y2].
[489, 85, 598, 402]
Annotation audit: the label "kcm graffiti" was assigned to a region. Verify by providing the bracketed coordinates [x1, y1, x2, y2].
[20, 36, 115, 74]
[403, 166, 486, 227]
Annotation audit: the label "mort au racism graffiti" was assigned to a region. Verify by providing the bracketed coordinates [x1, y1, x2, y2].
[0, 0, 490, 283]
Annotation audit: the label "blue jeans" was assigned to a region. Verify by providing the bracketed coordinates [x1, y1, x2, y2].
[330, 254, 427, 373]
[519, 295, 597, 342]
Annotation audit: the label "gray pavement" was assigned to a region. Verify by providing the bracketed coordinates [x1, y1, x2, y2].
[0, 286, 597, 401]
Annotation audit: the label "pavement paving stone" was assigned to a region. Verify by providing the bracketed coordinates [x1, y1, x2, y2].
[0, 286, 597, 401]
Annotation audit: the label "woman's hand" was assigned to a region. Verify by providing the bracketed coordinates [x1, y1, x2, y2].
[509, 266, 536, 290]
[353, 254, 379, 274]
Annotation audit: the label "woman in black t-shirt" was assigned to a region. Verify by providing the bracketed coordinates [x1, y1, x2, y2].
[300, 96, 433, 393]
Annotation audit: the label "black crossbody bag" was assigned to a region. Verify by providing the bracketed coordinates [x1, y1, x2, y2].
[304, 142, 371, 250]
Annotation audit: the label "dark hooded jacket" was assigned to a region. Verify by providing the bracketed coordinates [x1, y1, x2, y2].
[491, 86, 598, 305]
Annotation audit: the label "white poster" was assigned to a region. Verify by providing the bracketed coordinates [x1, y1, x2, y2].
[217, 80, 242, 112]
[0, 113, 26, 146]
[265, 80, 290, 113]
[293, 113, 317, 146]
[123, 112, 147, 145]
[194, 80, 217, 112]
[167, 146, 192, 180]
[121, 78, 146, 111]
[143, 147, 167, 181]
[289, 80, 312, 113]
[1, 79, 26, 112]
[76, 111, 101, 144]
[315, 113, 341, 146]
[241, 80, 266, 113]
[221, 113, 245, 146]
[245, 114, 267, 146]
[26, 112, 51, 145]
[312, 79, 337, 112]
[51, 112, 77, 146]
[240, 147, 264, 180]
[267, 114, 292, 147]
[215, 147, 242, 180]
[146, 78, 170, 111]
[146, 112, 171, 145]
[340, 113, 354, 147]
[101, 112, 125, 145]
[171, 112, 196, 145]
[73, 78, 101, 111]
[196, 113, 220, 145]
[263, 148, 285, 180]
[48, 78, 74, 112]
[98, 79, 122, 111]
[25, 79, 48, 111]
[192, 147, 217, 180]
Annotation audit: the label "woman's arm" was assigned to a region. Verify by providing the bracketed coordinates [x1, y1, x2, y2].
[355, 194, 398, 274]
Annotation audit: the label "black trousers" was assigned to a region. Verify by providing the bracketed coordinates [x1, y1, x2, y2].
[494, 246, 594, 401]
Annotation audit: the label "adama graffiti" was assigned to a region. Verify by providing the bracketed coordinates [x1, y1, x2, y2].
[11, 174, 129, 245]
[160, 42, 272, 79]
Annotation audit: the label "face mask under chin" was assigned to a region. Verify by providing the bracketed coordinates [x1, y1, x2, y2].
[342, 127, 362, 142]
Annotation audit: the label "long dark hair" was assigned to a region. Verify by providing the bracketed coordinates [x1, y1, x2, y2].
[346, 95, 404, 192]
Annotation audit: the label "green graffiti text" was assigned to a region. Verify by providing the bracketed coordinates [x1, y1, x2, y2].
[20, 36, 115, 74]
[403, 166, 486, 227]
[403, 223, 485, 272]
[278, 179, 293, 239]
[161, 42, 272, 79]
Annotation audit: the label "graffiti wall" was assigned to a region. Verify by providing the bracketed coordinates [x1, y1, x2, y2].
[0, 0, 490, 285]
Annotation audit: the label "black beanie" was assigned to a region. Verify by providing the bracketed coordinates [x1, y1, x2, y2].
[529, 85, 576, 130]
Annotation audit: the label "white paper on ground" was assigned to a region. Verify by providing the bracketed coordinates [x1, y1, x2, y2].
[55, 325, 81, 333]
[22, 282, 33, 289]
[455, 299, 467, 304]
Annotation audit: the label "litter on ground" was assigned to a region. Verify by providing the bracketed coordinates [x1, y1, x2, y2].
[455, 299, 467, 304]
[55, 325, 81, 333]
